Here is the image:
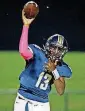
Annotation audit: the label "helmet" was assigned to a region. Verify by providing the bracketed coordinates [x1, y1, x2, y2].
[44, 34, 68, 61]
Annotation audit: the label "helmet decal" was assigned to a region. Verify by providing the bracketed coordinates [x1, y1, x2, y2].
[57, 35, 64, 46]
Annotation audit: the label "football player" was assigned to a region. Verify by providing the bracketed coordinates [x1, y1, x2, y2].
[13, 9, 72, 111]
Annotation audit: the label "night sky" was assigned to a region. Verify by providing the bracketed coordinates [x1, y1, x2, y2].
[0, 0, 85, 50]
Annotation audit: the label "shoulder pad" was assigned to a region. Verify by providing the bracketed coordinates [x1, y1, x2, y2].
[28, 46, 33, 53]
[57, 62, 72, 78]
[32, 44, 42, 50]
[32, 44, 44, 51]
[63, 62, 72, 73]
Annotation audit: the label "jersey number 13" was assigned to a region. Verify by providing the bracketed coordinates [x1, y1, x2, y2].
[35, 72, 52, 90]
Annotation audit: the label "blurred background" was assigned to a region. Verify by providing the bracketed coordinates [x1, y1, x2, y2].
[0, 0, 85, 111]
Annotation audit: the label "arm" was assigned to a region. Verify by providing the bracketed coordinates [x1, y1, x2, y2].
[53, 77, 65, 95]
[45, 60, 65, 95]
[19, 25, 33, 60]
[19, 10, 35, 60]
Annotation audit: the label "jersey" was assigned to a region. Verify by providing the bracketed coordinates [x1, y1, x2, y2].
[18, 44, 72, 103]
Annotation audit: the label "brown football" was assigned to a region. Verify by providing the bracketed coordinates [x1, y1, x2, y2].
[23, 1, 39, 19]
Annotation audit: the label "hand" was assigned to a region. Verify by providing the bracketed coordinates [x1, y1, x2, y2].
[45, 59, 58, 72]
[22, 9, 35, 26]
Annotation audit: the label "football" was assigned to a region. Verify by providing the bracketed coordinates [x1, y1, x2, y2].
[23, 1, 39, 19]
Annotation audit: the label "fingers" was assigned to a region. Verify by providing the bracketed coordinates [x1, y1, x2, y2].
[22, 9, 27, 20]
[22, 9, 25, 16]
[54, 60, 58, 65]
[48, 59, 58, 66]
[44, 60, 58, 72]
[22, 10, 26, 21]
[44, 62, 53, 71]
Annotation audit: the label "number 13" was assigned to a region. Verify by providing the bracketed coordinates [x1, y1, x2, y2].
[35, 72, 52, 90]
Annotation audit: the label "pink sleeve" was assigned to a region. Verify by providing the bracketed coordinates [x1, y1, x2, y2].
[19, 25, 33, 60]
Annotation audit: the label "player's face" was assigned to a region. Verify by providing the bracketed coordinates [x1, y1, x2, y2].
[49, 46, 63, 60]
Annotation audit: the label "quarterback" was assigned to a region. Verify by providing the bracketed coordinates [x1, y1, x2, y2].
[13, 10, 72, 111]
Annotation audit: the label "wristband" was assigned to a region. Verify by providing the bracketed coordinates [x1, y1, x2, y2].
[52, 69, 60, 80]
[24, 24, 29, 27]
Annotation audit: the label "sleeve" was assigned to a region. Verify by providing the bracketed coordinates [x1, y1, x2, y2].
[57, 63, 72, 78]
[19, 26, 33, 60]
[28, 44, 42, 58]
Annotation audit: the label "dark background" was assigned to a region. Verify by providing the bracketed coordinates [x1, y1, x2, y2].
[0, 0, 85, 51]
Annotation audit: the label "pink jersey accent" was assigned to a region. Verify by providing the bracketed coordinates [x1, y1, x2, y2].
[19, 25, 33, 60]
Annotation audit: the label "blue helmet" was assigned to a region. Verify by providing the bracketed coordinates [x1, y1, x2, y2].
[44, 34, 68, 61]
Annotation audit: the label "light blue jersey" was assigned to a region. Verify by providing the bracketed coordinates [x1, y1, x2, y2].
[18, 44, 72, 103]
